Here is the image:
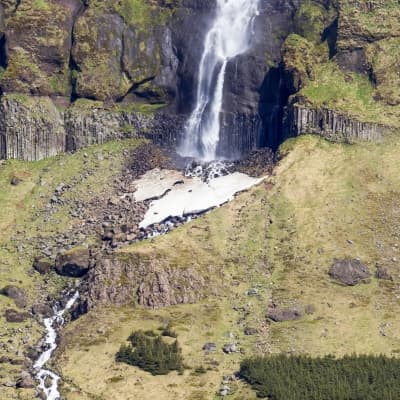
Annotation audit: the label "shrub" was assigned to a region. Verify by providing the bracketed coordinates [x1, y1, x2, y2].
[116, 330, 183, 375]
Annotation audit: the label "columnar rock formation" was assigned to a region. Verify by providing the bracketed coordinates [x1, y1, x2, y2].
[284, 104, 387, 143]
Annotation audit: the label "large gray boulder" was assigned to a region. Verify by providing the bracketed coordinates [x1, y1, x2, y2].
[329, 259, 371, 286]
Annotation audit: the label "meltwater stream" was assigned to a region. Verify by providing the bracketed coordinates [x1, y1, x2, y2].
[34, 291, 79, 400]
[178, 0, 260, 161]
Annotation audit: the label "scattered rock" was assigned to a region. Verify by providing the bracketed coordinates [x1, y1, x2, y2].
[244, 327, 258, 335]
[202, 343, 217, 353]
[10, 176, 21, 186]
[0, 285, 27, 308]
[328, 259, 371, 286]
[32, 303, 53, 318]
[55, 247, 90, 277]
[16, 371, 34, 388]
[4, 309, 30, 323]
[267, 305, 303, 322]
[246, 288, 258, 296]
[222, 343, 237, 354]
[33, 257, 54, 274]
[375, 265, 393, 281]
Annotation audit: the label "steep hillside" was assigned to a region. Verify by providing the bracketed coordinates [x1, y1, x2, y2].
[50, 133, 400, 399]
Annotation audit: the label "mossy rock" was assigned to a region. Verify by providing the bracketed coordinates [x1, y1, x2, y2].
[1, 0, 81, 96]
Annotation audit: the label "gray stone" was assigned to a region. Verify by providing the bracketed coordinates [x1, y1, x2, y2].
[329, 259, 371, 286]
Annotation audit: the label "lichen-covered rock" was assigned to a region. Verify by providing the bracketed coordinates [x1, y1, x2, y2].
[4, 308, 30, 323]
[55, 246, 90, 278]
[328, 258, 371, 286]
[365, 38, 400, 106]
[32, 256, 53, 274]
[0, 285, 27, 308]
[266, 305, 303, 322]
[1, 0, 82, 96]
[78, 252, 207, 311]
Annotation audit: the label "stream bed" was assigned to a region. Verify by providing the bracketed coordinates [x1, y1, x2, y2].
[34, 291, 79, 400]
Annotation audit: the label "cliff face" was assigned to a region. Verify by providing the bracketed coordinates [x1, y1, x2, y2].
[0, 0, 398, 160]
[76, 252, 208, 313]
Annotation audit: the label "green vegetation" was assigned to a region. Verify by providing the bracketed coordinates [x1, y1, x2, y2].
[300, 62, 400, 126]
[116, 330, 183, 375]
[0, 139, 144, 398]
[57, 134, 400, 399]
[240, 354, 400, 400]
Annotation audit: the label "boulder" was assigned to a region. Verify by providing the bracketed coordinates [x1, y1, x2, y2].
[55, 247, 90, 277]
[33, 256, 54, 274]
[222, 343, 237, 354]
[0, 285, 27, 308]
[4, 309, 30, 323]
[244, 327, 258, 336]
[32, 303, 53, 318]
[202, 342, 217, 353]
[375, 265, 393, 281]
[16, 371, 34, 389]
[328, 259, 371, 286]
[267, 306, 303, 322]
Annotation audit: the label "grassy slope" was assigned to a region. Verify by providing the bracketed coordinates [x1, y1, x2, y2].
[268, 134, 400, 355]
[58, 133, 400, 399]
[58, 182, 272, 400]
[0, 139, 143, 399]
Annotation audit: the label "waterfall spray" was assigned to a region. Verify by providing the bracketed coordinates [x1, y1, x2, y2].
[178, 0, 259, 161]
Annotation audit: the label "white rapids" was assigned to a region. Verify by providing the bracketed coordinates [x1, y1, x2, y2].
[178, 0, 260, 161]
[34, 291, 79, 400]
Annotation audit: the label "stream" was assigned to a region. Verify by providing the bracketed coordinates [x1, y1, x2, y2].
[34, 291, 79, 400]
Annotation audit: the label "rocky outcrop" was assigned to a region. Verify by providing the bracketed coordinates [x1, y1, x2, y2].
[55, 247, 91, 278]
[77, 252, 206, 312]
[0, 95, 65, 161]
[283, 103, 388, 143]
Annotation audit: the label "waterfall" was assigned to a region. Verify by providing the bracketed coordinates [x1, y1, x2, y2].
[178, 0, 260, 161]
[34, 291, 79, 400]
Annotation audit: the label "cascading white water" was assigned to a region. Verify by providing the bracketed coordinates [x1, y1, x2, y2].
[34, 291, 79, 400]
[178, 0, 260, 161]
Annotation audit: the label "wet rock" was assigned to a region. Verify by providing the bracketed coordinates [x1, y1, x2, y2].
[267, 306, 303, 322]
[55, 247, 90, 277]
[375, 265, 393, 281]
[328, 259, 371, 286]
[33, 257, 54, 274]
[4, 309, 30, 323]
[0, 285, 27, 308]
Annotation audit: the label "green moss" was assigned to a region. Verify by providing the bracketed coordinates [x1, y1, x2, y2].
[300, 62, 400, 126]
[294, 1, 327, 43]
[33, 0, 50, 10]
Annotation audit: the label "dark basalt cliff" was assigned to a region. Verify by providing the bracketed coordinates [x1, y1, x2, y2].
[0, 0, 398, 160]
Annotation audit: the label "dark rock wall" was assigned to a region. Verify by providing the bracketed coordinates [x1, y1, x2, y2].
[283, 103, 387, 143]
[0, 0, 396, 161]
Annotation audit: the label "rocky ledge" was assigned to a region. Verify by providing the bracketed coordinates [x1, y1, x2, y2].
[283, 103, 391, 143]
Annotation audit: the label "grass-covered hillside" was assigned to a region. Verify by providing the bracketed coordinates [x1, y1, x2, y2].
[54, 133, 400, 399]
[0, 139, 144, 400]
[284, 0, 400, 127]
